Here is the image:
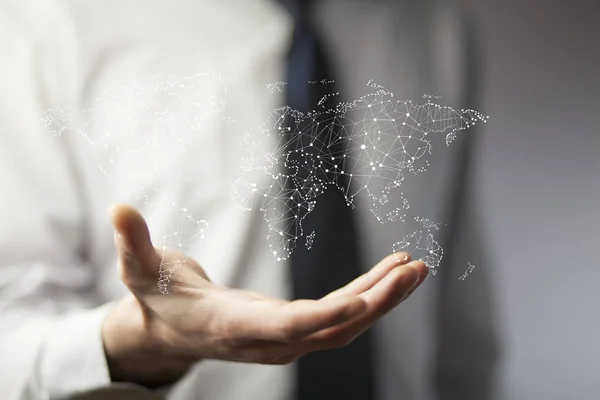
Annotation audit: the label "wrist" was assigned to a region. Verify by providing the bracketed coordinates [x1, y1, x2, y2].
[101, 294, 198, 387]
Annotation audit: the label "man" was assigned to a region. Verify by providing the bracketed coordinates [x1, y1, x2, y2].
[0, 0, 500, 399]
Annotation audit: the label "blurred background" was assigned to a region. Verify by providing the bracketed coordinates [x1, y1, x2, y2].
[461, 0, 599, 398]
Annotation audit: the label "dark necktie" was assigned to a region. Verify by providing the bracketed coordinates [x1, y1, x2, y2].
[279, 1, 376, 400]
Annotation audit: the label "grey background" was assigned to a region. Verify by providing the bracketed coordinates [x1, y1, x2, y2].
[461, 0, 600, 398]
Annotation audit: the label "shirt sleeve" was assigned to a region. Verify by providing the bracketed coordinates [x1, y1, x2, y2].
[40, 304, 116, 398]
[2, 305, 115, 400]
[0, 3, 118, 398]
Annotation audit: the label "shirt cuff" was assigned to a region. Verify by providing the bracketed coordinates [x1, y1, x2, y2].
[40, 302, 116, 398]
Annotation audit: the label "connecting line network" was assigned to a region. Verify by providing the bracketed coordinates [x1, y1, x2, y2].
[233, 80, 488, 276]
[43, 76, 487, 293]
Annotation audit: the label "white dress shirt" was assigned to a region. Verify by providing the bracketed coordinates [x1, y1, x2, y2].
[0, 1, 500, 399]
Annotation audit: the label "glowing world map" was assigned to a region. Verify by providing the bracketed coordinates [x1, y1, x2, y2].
[43, 76, 488, 293]
[232, 81, 488, 270]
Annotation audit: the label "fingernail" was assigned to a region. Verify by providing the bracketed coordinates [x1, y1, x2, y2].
[392, 252, 410, 263]
[411, 272, 421, 287]
[407, 266, 422, 287]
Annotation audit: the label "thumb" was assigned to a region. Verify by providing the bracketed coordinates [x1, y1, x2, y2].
[110, 204, 161, 287]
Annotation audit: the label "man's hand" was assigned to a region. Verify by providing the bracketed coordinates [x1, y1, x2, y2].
[102, 204, 428, 387]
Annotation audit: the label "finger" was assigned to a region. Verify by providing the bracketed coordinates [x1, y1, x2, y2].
[224, 338, 300, 365]
[110, 204, 161, 285]
[239, 294, 367, 343]
[357, 260, 426, 314]
[353, 260, 426, 325]
[110, 204, 156, 260]
[303, 261, 425, 350]
[323, 252, 411, 299]
[401, 261, 429, 300]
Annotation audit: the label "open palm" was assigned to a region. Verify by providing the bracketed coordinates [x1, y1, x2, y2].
[104, 204, 428, 383]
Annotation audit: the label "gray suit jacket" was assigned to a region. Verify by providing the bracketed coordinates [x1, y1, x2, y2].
[313, 1, 501, 399]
